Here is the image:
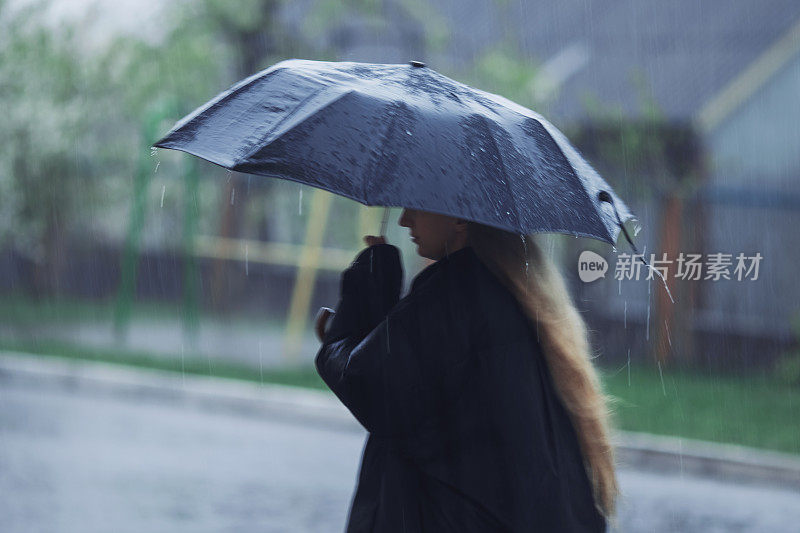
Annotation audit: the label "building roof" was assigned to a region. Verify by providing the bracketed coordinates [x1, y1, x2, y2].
[429, 0, 800, 125]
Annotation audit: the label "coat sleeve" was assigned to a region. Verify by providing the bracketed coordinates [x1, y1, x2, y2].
[320, 243, 403, 344]
[315, 244, 438, 437]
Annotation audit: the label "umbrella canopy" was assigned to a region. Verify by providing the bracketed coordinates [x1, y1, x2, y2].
[154, 59, 635, 244]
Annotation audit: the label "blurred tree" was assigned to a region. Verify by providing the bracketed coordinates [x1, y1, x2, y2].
[199, 0, 304, 309]
[109, 0, 443, 310]
[103, 0, 314, 310]
[463, 43, 541, 110]
[0, 0, 115, 296]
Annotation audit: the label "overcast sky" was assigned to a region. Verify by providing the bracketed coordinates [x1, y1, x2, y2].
[9, 0, 168, 48]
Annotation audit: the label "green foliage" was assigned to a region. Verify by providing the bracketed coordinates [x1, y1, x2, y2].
[395, 0, 450, 53]
[460, 43, 540, 109]
[303, 0, 449, 55]
[0, 0, 114, 262]
[0, 0, 333, 290]
[773, 311, 800, 387]
[0, 293, 182, 324]
[575, 72, 705, 203]
[305, 0, 381, 33]
[774, 356, 800, 387]
[602, 362, 800, 455]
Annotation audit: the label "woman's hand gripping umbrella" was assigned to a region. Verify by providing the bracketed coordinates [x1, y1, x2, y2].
[314, 234, 386, 342]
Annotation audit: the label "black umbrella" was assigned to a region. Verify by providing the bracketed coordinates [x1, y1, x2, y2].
[154, 59, 637, 246]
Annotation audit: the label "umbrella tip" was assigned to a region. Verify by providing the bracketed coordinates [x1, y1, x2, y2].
[409, 60, 426, 68]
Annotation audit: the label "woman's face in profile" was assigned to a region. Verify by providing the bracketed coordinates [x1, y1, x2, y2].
[398, 208, 466, 261]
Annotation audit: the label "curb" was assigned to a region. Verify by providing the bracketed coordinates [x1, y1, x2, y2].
[614, 431, 800, 491]
[0, 351, 360, 433]
[2, 351, 799, 490]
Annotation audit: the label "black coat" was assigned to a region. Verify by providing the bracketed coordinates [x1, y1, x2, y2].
[316, 244, 606, 532]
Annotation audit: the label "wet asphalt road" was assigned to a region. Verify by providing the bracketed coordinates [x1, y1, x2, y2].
[1, 381, 798, 533]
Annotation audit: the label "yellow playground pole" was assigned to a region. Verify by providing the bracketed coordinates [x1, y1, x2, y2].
[283, 188, 333, 362]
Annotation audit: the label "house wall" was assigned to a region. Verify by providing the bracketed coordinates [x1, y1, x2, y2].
[573, 52, 800, 365]
[709, 52, 800, 185]
[703, 50, 800, 335]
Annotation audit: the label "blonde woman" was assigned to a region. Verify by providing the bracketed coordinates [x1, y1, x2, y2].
[315, 207, 617, 532]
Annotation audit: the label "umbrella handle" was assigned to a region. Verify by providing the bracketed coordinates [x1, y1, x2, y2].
[379, 207, 391, 237]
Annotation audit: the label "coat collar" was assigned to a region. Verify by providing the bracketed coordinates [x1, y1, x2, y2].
[409, 245, 478, 294]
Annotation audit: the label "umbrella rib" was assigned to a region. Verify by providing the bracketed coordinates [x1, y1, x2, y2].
[360, 106, 400, 205]
[477, 116, 521, 233]
[164, 66, 286, 136]
[534, 119, 615, 241]
[470, 92, 622, 242]
[236, 86, 347, 166]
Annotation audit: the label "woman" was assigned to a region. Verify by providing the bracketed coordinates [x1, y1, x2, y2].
[315, 207, 617, 532]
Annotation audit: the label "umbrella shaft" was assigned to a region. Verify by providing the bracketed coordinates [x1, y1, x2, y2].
[380, 207, 390, 237]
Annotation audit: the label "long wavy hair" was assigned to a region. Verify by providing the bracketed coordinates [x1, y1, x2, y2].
[464, 222, 619, 519]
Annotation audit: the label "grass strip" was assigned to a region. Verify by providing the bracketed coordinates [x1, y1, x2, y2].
[601, 363, 799, 455]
